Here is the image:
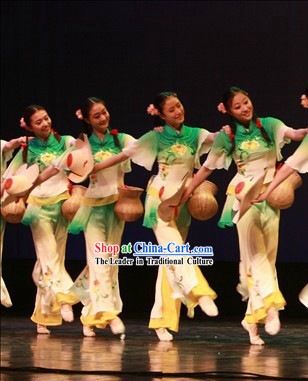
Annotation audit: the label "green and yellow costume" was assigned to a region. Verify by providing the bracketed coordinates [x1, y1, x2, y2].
[3, 133, 78, 325]
[203, 117, 292, 323]
[122, 124, 217, 332]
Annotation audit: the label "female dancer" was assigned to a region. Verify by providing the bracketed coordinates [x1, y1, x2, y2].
[181, 87, 307, 345]
[69, 97, 135, 337]
[92, 91, 219, 341]
[1, 136, 30, 307]
[255, 91, 307, 308]
[255, 132, 308, 308]
[256, 86, 308, 200]
[3, 105, 79, 333]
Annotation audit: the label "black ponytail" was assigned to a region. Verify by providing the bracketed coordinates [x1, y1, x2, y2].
[252, 112, 271, 144]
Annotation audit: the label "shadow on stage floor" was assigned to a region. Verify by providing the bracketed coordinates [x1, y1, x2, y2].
[1, 316, 307, 381]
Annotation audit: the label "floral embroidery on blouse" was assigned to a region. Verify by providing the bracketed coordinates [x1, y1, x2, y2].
[237, 136, 264, 157]
[235, 136, 273, 175]
[240, 140, 260, 151]
[171, 144, 187, 156]
[160, 141, 195, 164]
[237, 161, 245, 175]
[94, 150, 113, 163]
[160, 164, 169, 179]
[91, 149, 117, 187]
[36, 151, 58, 168]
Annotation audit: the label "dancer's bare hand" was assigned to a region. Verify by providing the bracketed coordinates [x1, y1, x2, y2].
[220, 125, 231, 135]
[16, 136, 34, 146]
[153, 126, 164, 133]
[3, 136, 34, 151]
[179, 190, 190, 205]
[251, 193, 267, 204]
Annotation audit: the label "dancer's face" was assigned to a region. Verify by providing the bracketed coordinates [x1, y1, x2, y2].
[86, 102, 110, 134]
[300, 94, 308, 108]
[228, 93, 254, 126]
[28, 110, 52, 140]
[159, 96, 185, 130]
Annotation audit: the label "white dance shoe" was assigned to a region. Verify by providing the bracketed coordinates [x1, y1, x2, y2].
[155, 328, 173, 341]
[265, 307, 280, 335]
[241, 320, 265, 345]
[83, 325, 96, 337]
[37, 324, 50, 334]
[61, 304, 74, 322]
[199, 296, 219, 317]
[110, 318, 125, 335]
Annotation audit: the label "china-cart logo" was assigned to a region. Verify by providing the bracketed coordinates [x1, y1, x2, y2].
[94, 242, 214, 266]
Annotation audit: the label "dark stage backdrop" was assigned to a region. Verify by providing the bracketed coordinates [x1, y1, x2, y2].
[1, 1, 307, 265]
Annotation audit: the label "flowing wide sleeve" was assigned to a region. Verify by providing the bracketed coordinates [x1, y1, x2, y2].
[1, 140, 14, 177]
[262, 117, 292, 161]
[119, 133, 136, 173]
[64, 135, 76, 149]
[194, 128, 211, 169]
[122, 131, 158, 171]
[2, 149, 24, 179]
[202, 132, 232, 170]
[285, 134, 308, 173]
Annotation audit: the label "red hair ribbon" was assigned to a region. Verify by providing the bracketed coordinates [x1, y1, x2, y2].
[256, 118, 263, 129]
[276, 162, 283, 171]
[51, 128, 59, 135]
[110, 129, 118, 136]
[21, 143, 28, 150]
[229, 133, 235, 142]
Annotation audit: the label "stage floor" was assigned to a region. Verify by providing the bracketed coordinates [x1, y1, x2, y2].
[1, 317, 307, 381]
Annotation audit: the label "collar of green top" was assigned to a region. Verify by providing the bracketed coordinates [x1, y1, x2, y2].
[160, 124, 199, 147]
[89, 129, 114, 146]
[28, 132, 65, 153]
[234, 119, 261, 138]
[89, 129, 123, 154]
